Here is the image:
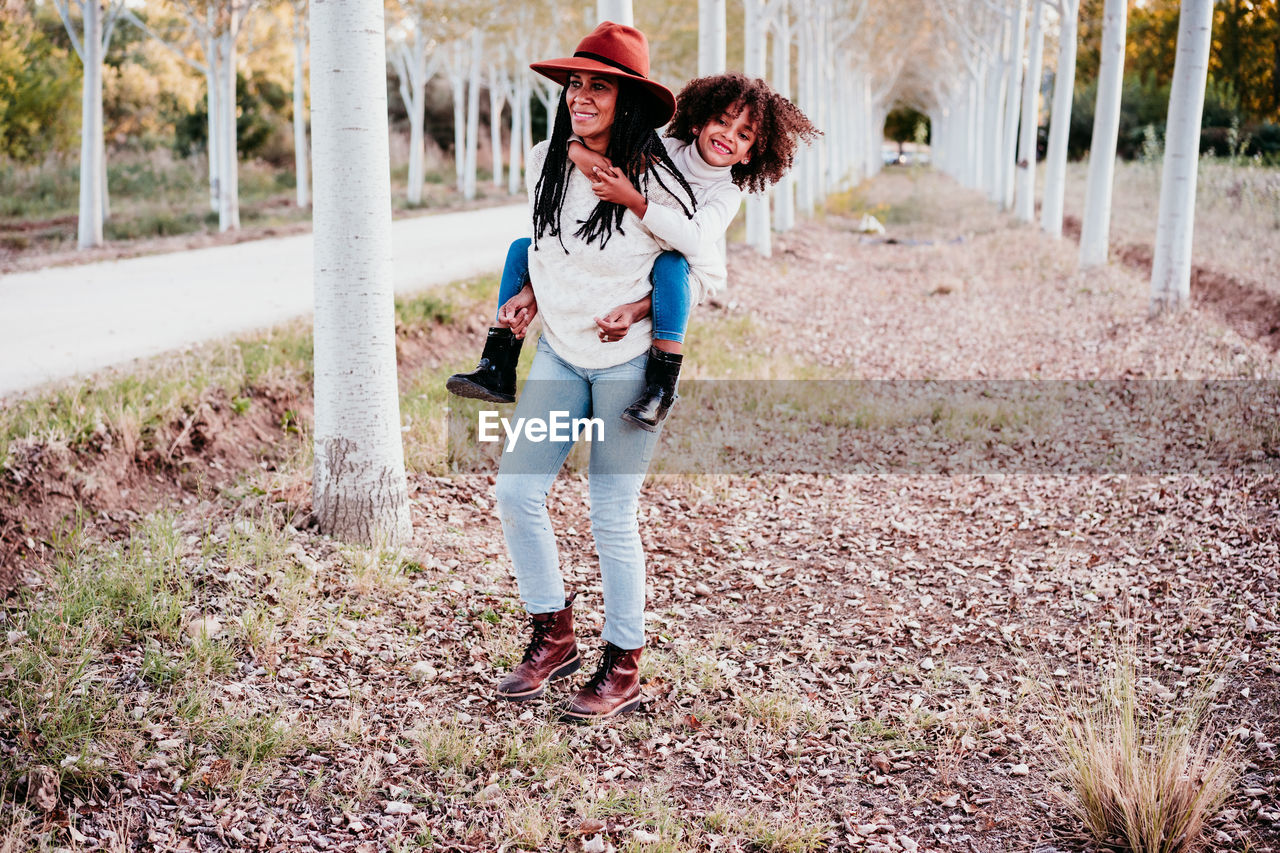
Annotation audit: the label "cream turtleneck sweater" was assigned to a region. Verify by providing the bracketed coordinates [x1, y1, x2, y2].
[639, 137, 742, 303]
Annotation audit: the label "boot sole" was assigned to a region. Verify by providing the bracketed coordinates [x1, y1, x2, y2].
[446, 376, 515, 404]
[496, 654, 582, 702]
[559, 693, 643, 723]
[619, 410, 660, 433]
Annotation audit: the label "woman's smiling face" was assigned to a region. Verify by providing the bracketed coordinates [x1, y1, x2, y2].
[566, 72, 619, 150]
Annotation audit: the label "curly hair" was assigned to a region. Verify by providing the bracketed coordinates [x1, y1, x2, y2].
[532, 78, 696, 253]
[666, 73, 821, 195]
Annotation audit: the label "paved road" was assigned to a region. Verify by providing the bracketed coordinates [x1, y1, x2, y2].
[0, 204, 528, 399]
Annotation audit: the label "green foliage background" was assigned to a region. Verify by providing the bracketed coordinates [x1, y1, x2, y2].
[0, 5, 79, 161]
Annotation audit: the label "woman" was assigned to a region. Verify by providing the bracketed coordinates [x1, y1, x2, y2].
[490, 22, 696, 722]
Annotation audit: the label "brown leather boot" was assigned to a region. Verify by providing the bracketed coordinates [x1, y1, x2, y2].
[496, 595, 580, 701]
[560, 643, 643, 723]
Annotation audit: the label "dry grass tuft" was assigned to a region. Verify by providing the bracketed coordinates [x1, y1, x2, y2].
[1048, 655, 1239, 853]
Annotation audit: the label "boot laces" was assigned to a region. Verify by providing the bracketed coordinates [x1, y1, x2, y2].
[583, 645, 621, 695]
[521, 616, 555, 663]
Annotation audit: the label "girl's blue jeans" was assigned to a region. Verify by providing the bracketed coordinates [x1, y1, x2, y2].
[498, 238, 692, 343]
[494, 337, 662, 649]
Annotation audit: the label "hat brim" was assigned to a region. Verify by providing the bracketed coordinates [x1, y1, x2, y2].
[530, 58, 676, 127]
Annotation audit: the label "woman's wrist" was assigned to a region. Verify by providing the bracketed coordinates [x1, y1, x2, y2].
[630, 296, 652, 323]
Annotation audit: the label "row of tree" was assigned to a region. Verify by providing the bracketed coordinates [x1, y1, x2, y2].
[926, 0, 1217, 319]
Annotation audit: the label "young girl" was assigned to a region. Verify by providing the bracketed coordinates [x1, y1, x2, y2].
[447, 72, 819, 430]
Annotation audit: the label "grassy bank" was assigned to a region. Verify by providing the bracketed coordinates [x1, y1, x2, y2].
[0, 149, 512, 263]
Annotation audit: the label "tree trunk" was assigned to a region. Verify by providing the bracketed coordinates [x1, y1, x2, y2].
[450, 43, 466, 192]
[1001, 0, 1028, 210]
[984, 54, 1005, 202]
[794, 12, 813, 216]
[1150, 0, 1214, 314]
[407, 88, 426, 204]
[98, 94, 109, 222]
[743, 0, 771, 257]
[1079, 0, 1128, 267]
[77, 0, 103, 249]
[293, 29, 310, 208]
[507, 69, 523, 196]
[207, 42, 220, 213]
[489, 67, 505, 190]
[1015, 0, 1045, 223]
[596, 0, 632, 25]
[698, 0, 726, 75]
[309, 0, 411, 547]
[771, 3, 794, 233]
[1041, 0, 1077, 238]
[523, 75, 536, 153]
[219, 27, 241, 232]
[463, 29, 482, 201]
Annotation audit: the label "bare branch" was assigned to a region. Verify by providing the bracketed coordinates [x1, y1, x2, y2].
[51, 0, 86, 62]
[120, 7, 209, 74]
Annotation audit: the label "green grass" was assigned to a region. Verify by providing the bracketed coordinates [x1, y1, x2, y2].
[0, 510, 315, 802]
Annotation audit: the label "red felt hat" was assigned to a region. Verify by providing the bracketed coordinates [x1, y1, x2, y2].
[530, 21, 676, 127]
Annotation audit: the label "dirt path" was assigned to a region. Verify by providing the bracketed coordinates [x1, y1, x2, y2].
[2, 170, 1277, 852]
[0, 203, 526, 398]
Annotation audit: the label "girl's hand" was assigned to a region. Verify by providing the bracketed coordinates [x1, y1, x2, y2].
[589, 166, 646, 215]
[568, 140, 613, 179]
[595, 296, 652, 343]
[497, 284, 537, 339]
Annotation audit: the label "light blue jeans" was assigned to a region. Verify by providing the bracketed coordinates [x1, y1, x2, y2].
[494, 337, 661, 650]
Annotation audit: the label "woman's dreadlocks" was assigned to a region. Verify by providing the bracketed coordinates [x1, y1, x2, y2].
[532, 79, 697, 252]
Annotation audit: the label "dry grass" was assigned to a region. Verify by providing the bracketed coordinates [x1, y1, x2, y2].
[1047, 652, 1240, 853]
[1057, 158, 1280, 296]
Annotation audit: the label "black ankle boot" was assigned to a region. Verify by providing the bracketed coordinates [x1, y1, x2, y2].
[621, 346, 682, 432]
[446, 327, 523, 403]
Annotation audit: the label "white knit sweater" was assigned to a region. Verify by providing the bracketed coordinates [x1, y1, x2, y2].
[525, 140, 696, 369]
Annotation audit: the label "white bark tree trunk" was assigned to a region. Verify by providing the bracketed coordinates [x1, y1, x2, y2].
[983, 54, 1004, 200]
[596, 0, 633, 25]
[293, 24, 310, 208]
[743, 0, 771, 257]
[218, 26, 241, 232]
[1001, 0, 1028, 210]
[507, 72, 523, 195]
[1150, 0, 1214, 314]
[450, 42, 467, 192]
[1014, 0, 1045, 223]
[523, 74, 536, 152]
[698, 0, 726, 75]
[794, 12, 814, 216]
[309, 0, 411, 547]
[1079, 0, 1128, 267]
[1040, 0, 1077, 237]
[76, 0, 104, 248]
[207, 50, 221, 213]
[463, 29, 482, 201]
[772, 3, 794, 233]
[488, 66, 506, 190]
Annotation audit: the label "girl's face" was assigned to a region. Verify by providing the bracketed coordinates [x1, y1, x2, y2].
[693, 104, 758, 168]
[566, 72, 619, 150]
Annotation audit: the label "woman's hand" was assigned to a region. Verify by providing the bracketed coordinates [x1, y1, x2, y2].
[595, 295, 652, 343]
[497, 284, 538, 340]
[590, 166, 648, 219]
[568, 140, 614, 180]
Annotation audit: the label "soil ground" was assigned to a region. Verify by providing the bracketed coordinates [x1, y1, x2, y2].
[1, 168, 1277, 853]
